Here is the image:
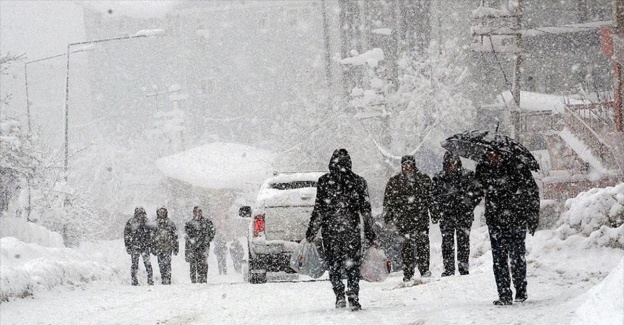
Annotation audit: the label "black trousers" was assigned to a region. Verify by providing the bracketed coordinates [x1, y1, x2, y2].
[325, 234, 361, 300]
[488, 227, 527, 301]
[440, 221, 471, 275]
[157, 253, 173, 285]
[400, 229, 430, 280]
[130, 251, 153, 285]
[189, 257, 208, 283]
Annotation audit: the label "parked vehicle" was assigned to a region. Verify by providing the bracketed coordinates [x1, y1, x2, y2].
[239, 172, 325, 284]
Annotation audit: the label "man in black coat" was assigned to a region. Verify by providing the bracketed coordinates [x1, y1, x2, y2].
[153, 207, 179, 285]
[124, 207, 154, 286]
[432, 152, 481, 276]
[383, 155, 435, 282]
[306, 149, 376, 311]
[475, 151, 540, 305]
[185, 206, 216, 283]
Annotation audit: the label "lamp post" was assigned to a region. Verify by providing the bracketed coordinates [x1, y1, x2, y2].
[25, 49, 91, 135]
[63, 30, 164, 181]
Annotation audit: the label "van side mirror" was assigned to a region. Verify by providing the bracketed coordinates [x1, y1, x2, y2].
[238, 206, 252, 218]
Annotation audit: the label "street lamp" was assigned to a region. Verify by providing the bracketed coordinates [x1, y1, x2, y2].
[24, 48, 91, 134]
[63, 29, 165, 180]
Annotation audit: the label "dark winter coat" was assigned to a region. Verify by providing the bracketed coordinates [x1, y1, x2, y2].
[432, 153, 481, 227]
[306, 149, 376, 261]
[124, 215, 153, 253]
[184, 218, 215, 262]
[475, 156, 540, 232]
[153, 216, 179, 256]
[383, 167, 435, 234]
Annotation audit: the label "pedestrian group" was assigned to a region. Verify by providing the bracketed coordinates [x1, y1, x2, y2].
[124, 146, 539, 311]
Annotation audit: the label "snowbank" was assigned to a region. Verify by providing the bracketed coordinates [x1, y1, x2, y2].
[0, 218, 64, 248]
[570, 257, 624, 325]
[0, 237, 123, 301]
[556, 183, 624, 248]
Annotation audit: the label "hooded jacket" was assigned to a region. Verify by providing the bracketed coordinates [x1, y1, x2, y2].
[306, 149, 376, 256]
[383, 156, 435, 234]
[124, 209, 153, 253]
[153, 209, 179, 255]
[432, 152, 481, 226]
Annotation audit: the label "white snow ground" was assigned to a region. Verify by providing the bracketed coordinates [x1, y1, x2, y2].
[1, 185, 623, 325]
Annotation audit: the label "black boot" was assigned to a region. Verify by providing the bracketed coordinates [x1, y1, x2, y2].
[347, 294, 361, 311]
[493, 299, 513, 306]
[335, 294, 346, 309]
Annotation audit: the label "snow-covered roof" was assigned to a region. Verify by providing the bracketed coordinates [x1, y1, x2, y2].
[499, 90, 587, 114]
[155, 142, 276, 190]
[79, 1, 181, 19]
[522, 21, 610, 37]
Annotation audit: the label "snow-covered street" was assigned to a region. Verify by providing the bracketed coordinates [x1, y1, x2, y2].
[2, 217, 622, 325]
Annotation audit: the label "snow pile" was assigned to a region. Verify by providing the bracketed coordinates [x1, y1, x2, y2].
[0, 218, 64, 248]
[556, 184, 624, 248]
[0, 237, 123, 301]
[339, 48, 384, 67]
[571, 257, 624, 325]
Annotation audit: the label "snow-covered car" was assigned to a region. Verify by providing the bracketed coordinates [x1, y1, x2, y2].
[239, 171, 325, 284]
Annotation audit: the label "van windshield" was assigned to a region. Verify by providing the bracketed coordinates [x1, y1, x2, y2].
[269, 181, 317, 190]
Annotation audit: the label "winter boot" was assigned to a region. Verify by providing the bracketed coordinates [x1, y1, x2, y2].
[441, 270, 454, 277]
[515, 292, 528, 302]
[335, 294, 346, 309]
[493, 299, 513, 306]
[347, 294, 361, 311]
[421, 270, 432, 278]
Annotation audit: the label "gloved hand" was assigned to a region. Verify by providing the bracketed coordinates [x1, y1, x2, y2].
[126, 248, 131, 255]
[305, 236, 314, 243]
[528, 225, 537, 236]
[173, 248, 179, 256]
[432, 219, 439, 224]
[368, 240, 377, 248]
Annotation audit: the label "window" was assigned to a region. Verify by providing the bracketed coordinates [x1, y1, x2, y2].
[269, 181, 317, 190]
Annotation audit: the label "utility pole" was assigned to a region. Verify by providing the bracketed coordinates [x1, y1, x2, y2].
[511, 0, 523, 108]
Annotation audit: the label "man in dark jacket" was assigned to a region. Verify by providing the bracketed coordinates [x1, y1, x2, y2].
[383, 155, 435, 282]
[185, 206, 216, 283]
[124, 207, 154, 286]
[432, 152, 481, 276]
[475, 151, 540, 305]
[306, 149, 376, 311]
[153, 207, 179, 285]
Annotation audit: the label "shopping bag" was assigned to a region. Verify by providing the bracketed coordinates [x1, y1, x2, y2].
[360, 247, 391, 282]
[289, 239, 326, 278]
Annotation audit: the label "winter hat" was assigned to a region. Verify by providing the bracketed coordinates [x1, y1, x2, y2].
[157, 207, 168, 218]
[134, 207, 146, 217]
[401, 155, 416, 166]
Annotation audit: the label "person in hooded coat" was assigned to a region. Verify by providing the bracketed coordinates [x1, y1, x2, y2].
[383, 155, 435, 282]
[185, 206, 215, 283]
[124, 207, 154, 286]
[153, 207, 179, 285]
[475, 150, 539, 305]
[432, 152, 481, 276]
[306, 149, 376, 311]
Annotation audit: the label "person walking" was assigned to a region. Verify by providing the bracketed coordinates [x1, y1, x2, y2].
[230, 239, 244, 273]
[383, 155, 435, 282]
[185, 206, 215, 283]
[124, 207, 154, 286]
[475, 150, 539, 305]
[306, 149, 376, 311]
[213, 234, 228, 275]
[432, 152, 481, 277]
[152, 207, 179, 285]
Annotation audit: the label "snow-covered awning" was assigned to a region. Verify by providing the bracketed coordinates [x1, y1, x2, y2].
[522, 20, 610, 38]
[499, 90, 588, 114]
[156, 142, 276, 190]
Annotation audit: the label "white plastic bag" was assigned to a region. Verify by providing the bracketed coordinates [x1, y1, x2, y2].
[360, 247, 391, 282]
[289, 239, 326, 279]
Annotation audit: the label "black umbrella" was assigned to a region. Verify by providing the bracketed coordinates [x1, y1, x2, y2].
[440, 130, 493, 161]
[441, 130, 540, 171]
